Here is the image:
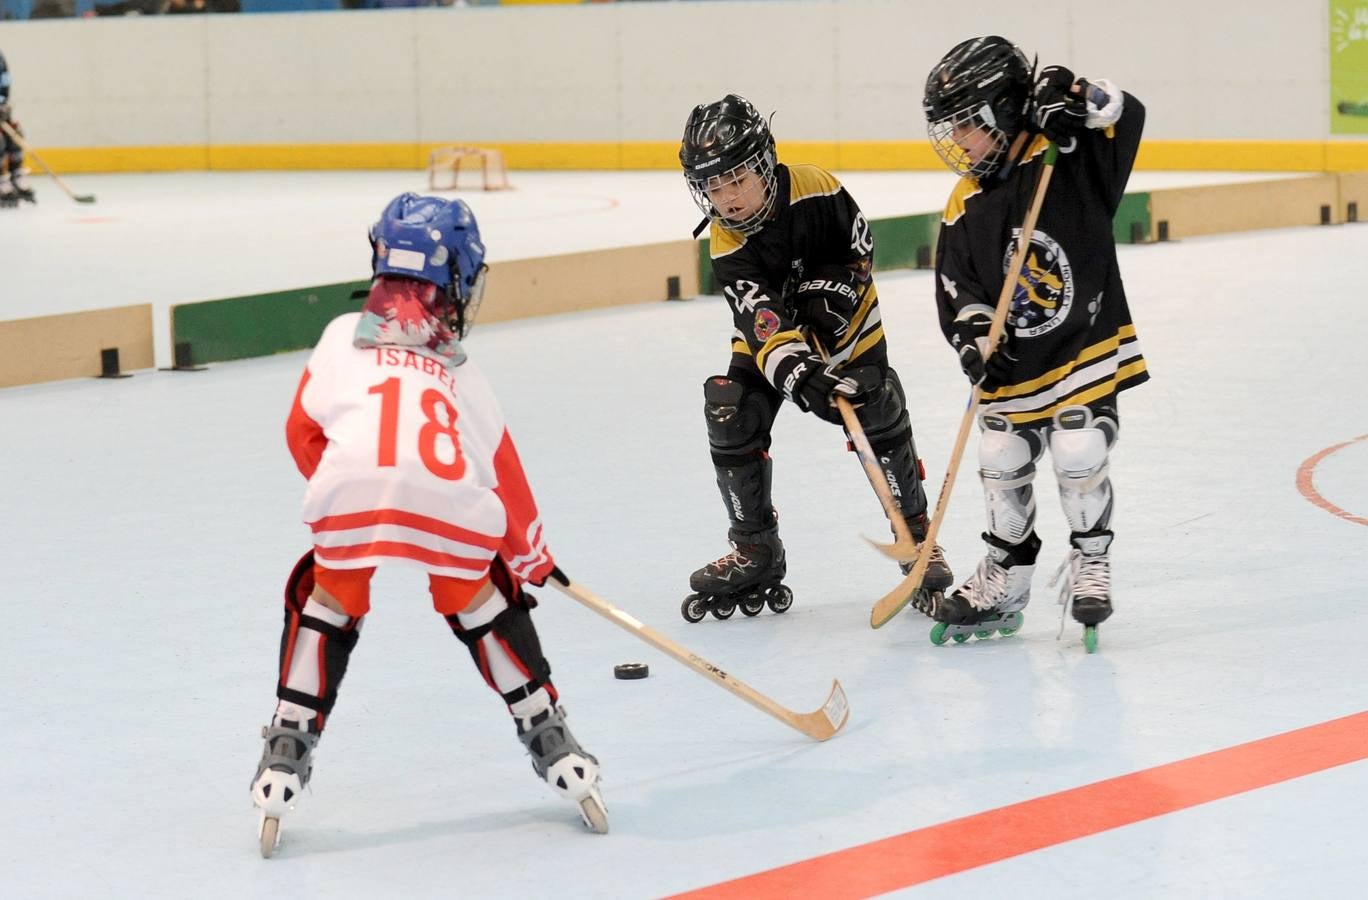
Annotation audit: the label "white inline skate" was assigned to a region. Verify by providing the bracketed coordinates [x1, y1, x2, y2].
[516, 705, 607, 834]
[249, 724, 318, 858]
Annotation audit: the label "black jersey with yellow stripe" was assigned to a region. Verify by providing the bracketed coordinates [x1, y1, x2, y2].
[934, 94, 1149, 427]
[710, 163, 887, 400]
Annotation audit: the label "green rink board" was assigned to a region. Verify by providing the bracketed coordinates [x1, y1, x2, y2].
[1114, 192, 1152, 244]
[172, 280, 369, 364]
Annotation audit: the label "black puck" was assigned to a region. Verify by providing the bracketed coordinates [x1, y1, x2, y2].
[613, 663, 649, 680]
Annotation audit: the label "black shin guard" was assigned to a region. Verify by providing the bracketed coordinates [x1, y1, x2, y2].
[854, 369, 929, 526]
[703, 375, 777, 530]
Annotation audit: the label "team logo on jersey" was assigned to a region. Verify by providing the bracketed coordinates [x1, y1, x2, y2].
[1002, 228, 1073, 337]
[753, 308, 781, 341]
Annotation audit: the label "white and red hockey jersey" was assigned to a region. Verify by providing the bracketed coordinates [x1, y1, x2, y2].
[285, 313, 554, 585]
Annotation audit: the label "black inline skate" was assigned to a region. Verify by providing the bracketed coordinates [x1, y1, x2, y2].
[682, 522, 792, 622]
[1053, 529, 1113, 653]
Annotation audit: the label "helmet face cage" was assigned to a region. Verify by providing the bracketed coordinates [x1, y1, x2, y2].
[680, 94, 779, 236]
[923, 36, 1032, 179]
[685, 145, 778, 236]
[370, 193, 488, 338]
[927, 101, 1012, 179]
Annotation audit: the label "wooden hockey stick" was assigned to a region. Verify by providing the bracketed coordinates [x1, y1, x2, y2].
[809, 334, 920, 564]
[548, 568, 850, 741]
[870, 141, 1060, 629]
[0, 122, 96, 204]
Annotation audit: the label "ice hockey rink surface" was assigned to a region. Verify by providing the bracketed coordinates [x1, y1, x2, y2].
[3, 169, 1366, 898]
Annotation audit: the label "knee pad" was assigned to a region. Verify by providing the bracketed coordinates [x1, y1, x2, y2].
[853, 368, 909, 448]
[1050, 406, 1114, 532]
[276, 552, 361, 726]
[703, 375, 773, 461]
[446, 601, 554, 707]
[978, 414, 1041, 544]
[1050, 406, 1111, 486]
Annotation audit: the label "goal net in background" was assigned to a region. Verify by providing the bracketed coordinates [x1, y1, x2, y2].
[427, 146, 512, 192]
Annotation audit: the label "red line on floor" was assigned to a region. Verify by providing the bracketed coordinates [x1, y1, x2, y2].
[1297, 435, 1368, 526]
[669, 711, 1368, 899]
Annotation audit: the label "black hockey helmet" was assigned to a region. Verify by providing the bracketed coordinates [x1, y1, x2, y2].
[680, 94, 778, 235]
[923, 36, 1034, 178]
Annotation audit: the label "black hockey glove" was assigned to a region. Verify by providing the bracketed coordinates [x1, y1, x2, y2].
[1031, 66, 1089, 143]
[950, 313, 1016, 388]
[792, 362, 881, 425]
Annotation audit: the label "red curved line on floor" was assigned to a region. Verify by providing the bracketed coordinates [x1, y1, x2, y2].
[1296, 434, 1368, 527]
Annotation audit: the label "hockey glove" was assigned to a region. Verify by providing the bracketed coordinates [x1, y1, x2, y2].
[1031, 66, 1089, 143]
[950, 312, 1016, 388]
[792, 362, 880, 425]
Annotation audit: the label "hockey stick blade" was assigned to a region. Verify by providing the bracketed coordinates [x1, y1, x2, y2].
[549, 569, 850, 741]
[75, 195, 96, 204]
[866, 534, 920, 564]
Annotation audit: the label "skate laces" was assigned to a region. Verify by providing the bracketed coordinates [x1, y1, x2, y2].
[962, 555, 1010, 612]
[927, 543, 949, 570]
[1051, 549, 1110, 638]
[712, 540, 759, 574]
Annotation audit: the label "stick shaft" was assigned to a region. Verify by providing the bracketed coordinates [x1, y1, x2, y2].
[549, 571, 848, 741]
[810, 334, 918, 554]
[870, 143, 1059, 628]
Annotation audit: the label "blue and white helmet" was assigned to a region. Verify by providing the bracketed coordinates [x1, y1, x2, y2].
[369, 193, 488, 336]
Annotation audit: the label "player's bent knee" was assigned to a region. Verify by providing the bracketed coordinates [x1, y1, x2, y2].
[1050, 406, 1110, 483]
[703, 375, 772, 457]
[978, 415, 1037, 488]
[429, 573, 494, 616]
[311, 564, 375, 618]
[854, 370, 909, 448]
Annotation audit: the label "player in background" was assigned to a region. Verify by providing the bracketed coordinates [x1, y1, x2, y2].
[250, 194, 607, 856]
[677, 94, 951, 624]
[0, 50, 35, 208]
[922, 36, 1148, 650]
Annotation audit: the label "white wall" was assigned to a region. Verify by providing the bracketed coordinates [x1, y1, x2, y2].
[0, 1, 1338, 150]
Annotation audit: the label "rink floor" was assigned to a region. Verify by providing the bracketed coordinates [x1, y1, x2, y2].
[3, 169, 1366, 898]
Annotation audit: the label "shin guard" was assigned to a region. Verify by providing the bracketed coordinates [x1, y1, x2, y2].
[274, 551, 361, 732]
[446, 585, 557, 711]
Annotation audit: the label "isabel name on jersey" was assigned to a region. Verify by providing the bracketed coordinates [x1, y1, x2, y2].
[372, 347, 460, 400]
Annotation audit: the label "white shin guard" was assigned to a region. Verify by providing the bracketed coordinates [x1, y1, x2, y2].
[1049, 406, 1115, 533]
[977, 414, 1040, 545]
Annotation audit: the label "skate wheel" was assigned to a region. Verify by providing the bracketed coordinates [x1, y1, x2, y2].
[1083, 625, 1099, 654]
[951, 632, 970, 644]
[259, 816, 280, 859]
[680, 595, 708, 624]
[578, 795, 609, 835]
[766, 585, 793, 614]
[740, 597, 765, 617]
[999, 625, 1019, 637]
[974, 629, 991, 639]
[929, 622, 950, 646]
[711, 601, 736, 620]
